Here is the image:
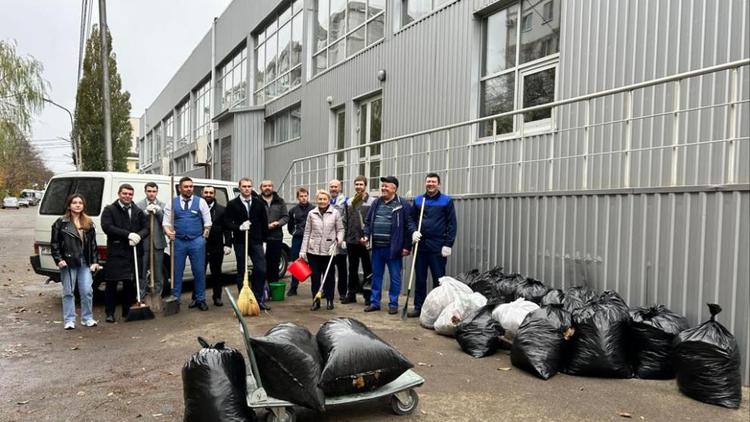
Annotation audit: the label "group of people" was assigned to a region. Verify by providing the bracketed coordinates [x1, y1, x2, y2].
[49, 172, 456, 329]
[289, 173, 457, 316]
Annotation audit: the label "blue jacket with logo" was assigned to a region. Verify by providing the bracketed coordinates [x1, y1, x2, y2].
[412, 191, 457, 254]
[364, 195, 416, 260]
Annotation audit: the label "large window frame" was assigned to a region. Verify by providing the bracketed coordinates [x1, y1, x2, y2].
[357, 95, 382, 190]
[479, 0, 560, 139]
[217, 46, 247, 111]
[334, 108, 346, 181]
[176, 101, 191, 147]
[264, 103, 302, 147]
[194, 81, 211, 139]
[399, 0, 457, 28]
[255, 0, 303, 104]
[313, 0, 385, 77]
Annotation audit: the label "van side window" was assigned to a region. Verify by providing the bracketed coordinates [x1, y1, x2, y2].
[40, 177, 105, 216]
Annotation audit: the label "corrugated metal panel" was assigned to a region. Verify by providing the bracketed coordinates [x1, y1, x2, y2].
[450, 190, 750, 383]
[232, 110, 265, 183]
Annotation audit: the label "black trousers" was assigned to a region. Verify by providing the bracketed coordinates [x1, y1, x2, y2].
[347, 242, 372, 298]
[334, 253, 348, 298]
[105, 279, 136, 317]
[309, 254, 335, 301]
[196, 250, 224, 301]
[265, 239, 283, 284]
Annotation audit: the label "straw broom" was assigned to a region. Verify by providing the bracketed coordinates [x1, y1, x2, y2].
[238, 226, 260, 316]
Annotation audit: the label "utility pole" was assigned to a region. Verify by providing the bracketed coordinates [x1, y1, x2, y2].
[99, 0, 113, 171]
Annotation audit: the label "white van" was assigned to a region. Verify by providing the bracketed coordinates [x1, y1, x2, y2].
[30, 172, 290, 293]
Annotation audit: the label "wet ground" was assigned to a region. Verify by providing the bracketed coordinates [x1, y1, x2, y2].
[1, 207, 747, 421]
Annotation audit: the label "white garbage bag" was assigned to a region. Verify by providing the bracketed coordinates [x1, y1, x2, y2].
[434, 292, 488, 337]
[419, 276, 473, 329]
[492, 297, 539, 340]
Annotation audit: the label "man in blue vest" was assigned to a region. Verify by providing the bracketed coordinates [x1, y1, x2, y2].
[407, 173, 457, 318]
[163, 177, 212, 311]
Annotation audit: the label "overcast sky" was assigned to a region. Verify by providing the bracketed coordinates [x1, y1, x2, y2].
[1, 0, 232, 173]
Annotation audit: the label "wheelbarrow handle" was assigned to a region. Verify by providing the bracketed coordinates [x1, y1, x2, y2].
[226, 288, 263, 389]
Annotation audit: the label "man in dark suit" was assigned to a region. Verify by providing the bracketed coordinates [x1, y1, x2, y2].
[223, 177, 270, 310]
[100, 183, 149, 322]
[201, 185, 232, 306]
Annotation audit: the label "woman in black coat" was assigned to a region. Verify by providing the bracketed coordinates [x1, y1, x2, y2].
[100, 184, 149, 321]
[50, 193, 101, 330]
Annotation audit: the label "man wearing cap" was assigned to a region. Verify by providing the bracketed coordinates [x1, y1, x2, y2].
[407, 173, 458, 318]
[362, 176, 416, 314]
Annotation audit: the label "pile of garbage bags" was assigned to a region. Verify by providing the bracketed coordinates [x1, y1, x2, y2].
[434, 268, 743, 409]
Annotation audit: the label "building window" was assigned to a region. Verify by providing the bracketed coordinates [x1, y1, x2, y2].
[264, 104, 302, 146]
[357, 96, 381, 188]
[153, 123, 162, 160]
[255, 0, 303, 104]
[146, 132, 153, 163]
[165, 114, 174, 154]
[176, 101, 191, 147]
[401, 0, 454, 27]
[313, 0, 385, 76]
[480, 0, 560, 138]
[218, 46, 247, 111]
[194, 81, 211, 138]
[334, 108, 346, 181]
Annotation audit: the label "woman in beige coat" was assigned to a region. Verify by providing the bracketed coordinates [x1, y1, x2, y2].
[300, 190, 344, 310]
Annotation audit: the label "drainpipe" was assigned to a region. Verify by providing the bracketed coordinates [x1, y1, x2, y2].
[210, 17, 217, 179]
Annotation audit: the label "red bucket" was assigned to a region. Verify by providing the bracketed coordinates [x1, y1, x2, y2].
[287, 258, 312, 282]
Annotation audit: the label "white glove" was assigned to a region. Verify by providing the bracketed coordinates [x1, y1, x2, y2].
[223, 246, 232, 255]
[340, 242, 347, 251]
[441, 246, 452, 257]
[89, 263, 101, 272]
[299, 252, 307, 261]
[328, 243, 337, 255]
[128, 233, 141, 246]
[145, 203, 161, 214]
[57, 260, 67, 269]
[239, 221, 251, 231]
[412, 231, 422, 243]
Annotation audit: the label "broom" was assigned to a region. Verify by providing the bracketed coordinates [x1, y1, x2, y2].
[401, 194, 426, 320]
[163, 174, 180, 315]
[126, 245, 155, 321]
[238, 227, 260, 317]
[144, 212, 162, 312]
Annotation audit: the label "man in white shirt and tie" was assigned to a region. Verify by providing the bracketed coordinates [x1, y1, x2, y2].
[163, 177, 212, 311]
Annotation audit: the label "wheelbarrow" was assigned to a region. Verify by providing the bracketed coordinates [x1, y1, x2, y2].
[225, 288, 425, 422]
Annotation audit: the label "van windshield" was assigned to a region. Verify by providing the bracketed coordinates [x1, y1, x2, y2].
[40, 177, 105, 215]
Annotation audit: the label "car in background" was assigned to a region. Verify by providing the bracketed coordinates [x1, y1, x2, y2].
[2, 196, 20, 209]
[18, 198, 30, 208]
[20, 189, 41, 206]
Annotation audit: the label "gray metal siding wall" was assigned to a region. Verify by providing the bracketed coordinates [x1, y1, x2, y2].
[232, 110, 265, 184]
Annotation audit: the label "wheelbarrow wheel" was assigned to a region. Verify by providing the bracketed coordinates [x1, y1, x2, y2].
[390, 389, 419, 416]
[264, 407, 296, 422]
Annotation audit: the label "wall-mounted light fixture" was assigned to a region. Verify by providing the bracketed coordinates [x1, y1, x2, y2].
[326, 95, 334, 104]
[377, 69, 386, 82]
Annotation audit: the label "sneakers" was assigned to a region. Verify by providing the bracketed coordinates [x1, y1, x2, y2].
[82, 319, 98, 327]
[363, 305, 380, 312]
[197, 301, 209, 311]
[105, 314, 115, 323]
[64, 321, 75, 330]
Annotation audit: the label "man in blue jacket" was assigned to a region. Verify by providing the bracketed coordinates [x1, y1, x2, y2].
[408, 173, 457, 318]
[362, 176, 415, 314]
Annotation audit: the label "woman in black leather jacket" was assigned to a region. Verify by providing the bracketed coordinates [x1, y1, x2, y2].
[50, 193, 101, 330]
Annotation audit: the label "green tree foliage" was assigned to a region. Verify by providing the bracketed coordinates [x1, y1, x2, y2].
[73, 25, 132, 171]
[0, 40, 53, 195]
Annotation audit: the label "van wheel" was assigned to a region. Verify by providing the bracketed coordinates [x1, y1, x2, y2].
[278, 248, 289, 280]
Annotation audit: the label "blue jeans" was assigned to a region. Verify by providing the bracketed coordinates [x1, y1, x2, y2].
[289, 236, 303, 290]
[61, 258, 94, 323]
[370, 246, 403, 309]
[234, 241, 267, 305]
[173, 236, 206, 302]
[414, 251, 447, 310]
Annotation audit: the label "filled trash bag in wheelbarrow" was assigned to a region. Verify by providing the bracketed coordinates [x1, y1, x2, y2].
[182, 337, 253, 422]
[629, 305, 689, 379]
[420, 276, 473, 329]
[562, 286, 597, 313]
[564, 291, 632, 378]
[510, 305, 574, 380]
[673, 304, 741, 409]
[455, 305, 505, 358]
[515, 278, 548, 304]
[317, 318, 413, 397]
[249, 323, 326, 411]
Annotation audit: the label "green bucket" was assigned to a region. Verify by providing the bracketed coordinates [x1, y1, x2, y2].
[269, 282, 286, 301]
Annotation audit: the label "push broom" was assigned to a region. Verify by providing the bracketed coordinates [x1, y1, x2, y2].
[126, 245, 155, 321]
[238, 228, 260, 317]
[401, 194, 426, 320]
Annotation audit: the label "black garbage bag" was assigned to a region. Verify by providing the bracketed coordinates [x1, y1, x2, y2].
[496, 273, 523, 303]
[511, 305, 574, 380]
[455, 305, 505, 358]
[564, 291, 632, 378]
[562, 286, 597, 313]
[541, 289, 564, 306]
[249, 323, 326, 411]
[673, 304, 741, 408]
[515, 278, 548, 304]
[182, 337, 253, 422]
[460, 266, 505, 303]
[456, 268, 480, 286]
[317, 318, 413, 397]
[629, 305, 689, 379]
